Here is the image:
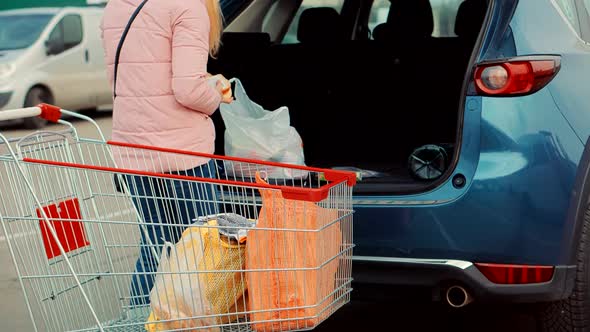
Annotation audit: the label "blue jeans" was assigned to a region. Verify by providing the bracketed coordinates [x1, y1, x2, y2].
[124, 160, 218, 307]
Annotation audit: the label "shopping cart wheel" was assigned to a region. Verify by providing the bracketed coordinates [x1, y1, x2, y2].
[23, 87, 52, 129]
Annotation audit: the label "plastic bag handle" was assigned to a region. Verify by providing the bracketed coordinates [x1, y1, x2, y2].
[228, 78, 245, 99]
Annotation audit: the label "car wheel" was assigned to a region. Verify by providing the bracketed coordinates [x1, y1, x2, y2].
[23, 87, 52, 129]
[538, 205, 590, 331]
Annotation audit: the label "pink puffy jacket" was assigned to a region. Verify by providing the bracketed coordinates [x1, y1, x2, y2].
[100, 0, 221, 171]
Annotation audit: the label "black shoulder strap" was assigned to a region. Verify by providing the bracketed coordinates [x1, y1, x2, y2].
[113, 0, 149, 99]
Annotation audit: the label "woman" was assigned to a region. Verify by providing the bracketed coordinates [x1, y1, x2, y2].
[100, 0, 232, 306]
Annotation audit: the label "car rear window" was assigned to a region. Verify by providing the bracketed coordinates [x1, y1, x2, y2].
[221, 0, 252, 23]
[282, 0, 345, 44]
[369, 0, 469, 38]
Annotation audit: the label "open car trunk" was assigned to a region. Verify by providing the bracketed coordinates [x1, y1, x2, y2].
[209, 0, 489, 194]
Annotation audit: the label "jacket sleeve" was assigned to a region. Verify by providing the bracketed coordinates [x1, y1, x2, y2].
[170, 1, 221, 115]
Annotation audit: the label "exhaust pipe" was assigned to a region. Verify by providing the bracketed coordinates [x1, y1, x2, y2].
[445, 285, 473, 308]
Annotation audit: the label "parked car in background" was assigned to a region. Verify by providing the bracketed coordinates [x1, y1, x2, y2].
[0, 6, 111, 129]
[213, 0, 590, 330]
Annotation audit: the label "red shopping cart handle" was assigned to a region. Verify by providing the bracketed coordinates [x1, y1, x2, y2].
[38, 103, 62, 123]
[23, 141, 357, 203]
[107, 141, 358, 187]
[23, 157, 349, 202]
[0, 103, 61, 122]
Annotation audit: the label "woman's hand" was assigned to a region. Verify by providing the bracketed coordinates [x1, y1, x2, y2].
[208, 73, 232, 103]
[216, 79, 234, 104]
[217, 75, 231, 90]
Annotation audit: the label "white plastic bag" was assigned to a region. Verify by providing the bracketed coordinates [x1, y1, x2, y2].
[146, 229, 218, 332]
[220, 78, 308, 179]
[146, 220, 249, 331]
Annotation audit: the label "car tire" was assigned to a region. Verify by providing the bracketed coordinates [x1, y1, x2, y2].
[538, 205, 590, 331]
[23, 87, 52, 130]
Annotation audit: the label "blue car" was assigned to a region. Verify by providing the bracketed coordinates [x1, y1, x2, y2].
[215, 0, 590, 329]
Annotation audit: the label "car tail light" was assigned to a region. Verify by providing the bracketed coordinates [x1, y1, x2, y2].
[475, 263, 554, 284]
[473, 56, 561, 96]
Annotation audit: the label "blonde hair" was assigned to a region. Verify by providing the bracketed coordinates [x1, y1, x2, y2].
[205, 0, 223, 57]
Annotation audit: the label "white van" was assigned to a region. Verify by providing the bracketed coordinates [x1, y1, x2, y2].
[0, 7, 111, 129]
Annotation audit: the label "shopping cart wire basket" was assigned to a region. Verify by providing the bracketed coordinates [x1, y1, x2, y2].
[0, 104, 356, 332]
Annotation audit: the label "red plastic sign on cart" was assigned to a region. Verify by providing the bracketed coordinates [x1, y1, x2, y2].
[36, 198, 90, 260]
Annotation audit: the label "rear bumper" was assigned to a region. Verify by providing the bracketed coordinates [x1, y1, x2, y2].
[352, 256, 576, 303]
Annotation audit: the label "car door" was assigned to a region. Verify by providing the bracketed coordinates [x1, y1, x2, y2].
[40, 12, 91, 110]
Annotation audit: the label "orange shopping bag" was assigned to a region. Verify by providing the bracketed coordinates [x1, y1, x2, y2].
[246, 173, 343, 331]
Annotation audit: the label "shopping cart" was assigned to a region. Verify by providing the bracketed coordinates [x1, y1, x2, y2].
[0, 104, 356, 332]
